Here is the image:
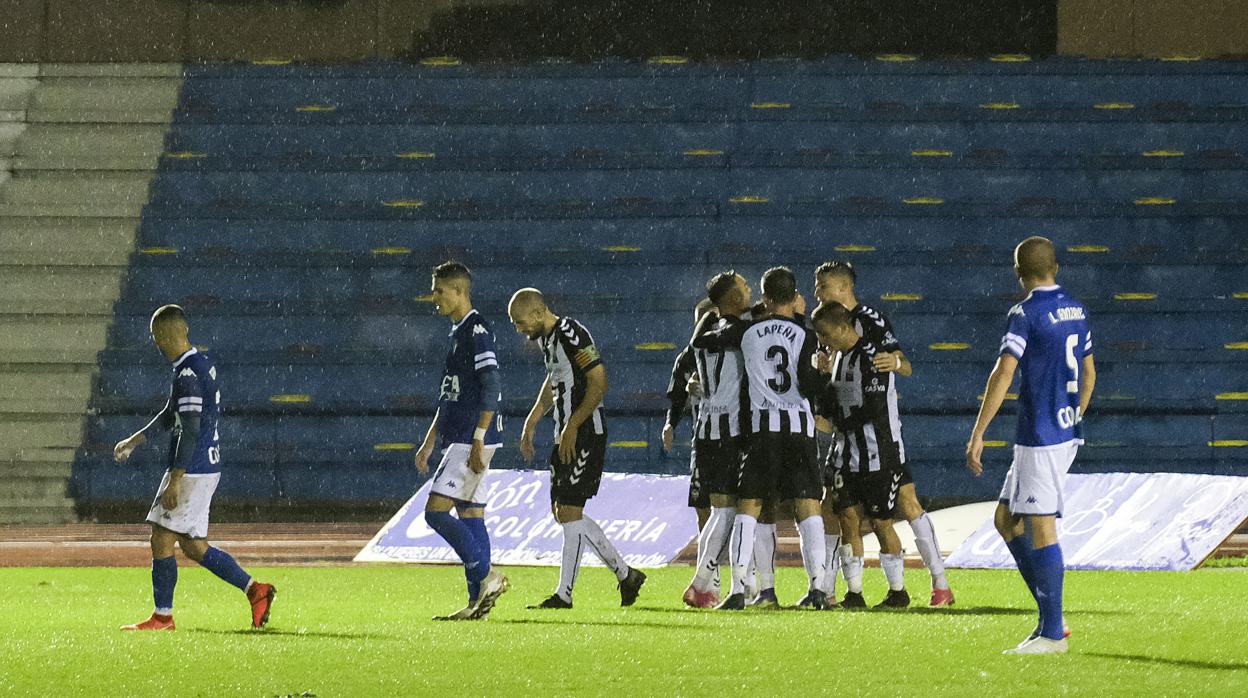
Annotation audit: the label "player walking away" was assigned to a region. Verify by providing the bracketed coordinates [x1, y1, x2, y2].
[814, 260, 954, 607]
[811, 302, 911, 609]
[678, 273, 752, 608]
[662, 299, 716, 532]
[967, 237, 1095, 655]
[414, 262, 510, 621]
[509, 288, 647, 609]
[113, 305, 275, 631]
[695, 267, 829, 611]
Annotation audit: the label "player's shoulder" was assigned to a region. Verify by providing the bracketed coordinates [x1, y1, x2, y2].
[853, 302, 889, 327]
[557, 316, 594, 343]
[465, 311, 494, 336]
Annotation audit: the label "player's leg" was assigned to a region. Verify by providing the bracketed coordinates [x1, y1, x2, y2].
[717, 496, 760, 609]
[837, 502, 866, 608]
[180, 534, 275, 628]
[122, 523, 180, 631]
[749, 497, 779, 607]
[815, 425, 842, 600]
[791, 437, 828, 608]
[871, 518, 910, 608]
[897, 477, 953, 605]
[424, 445, 492, 605]
[687, 439, 738, 605]
[1025, 514, 1064, 641]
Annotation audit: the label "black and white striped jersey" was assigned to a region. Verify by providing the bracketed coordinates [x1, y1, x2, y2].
[664, 344, 699, 432]
[821, 339, 906, 473]
[691, 315, 748, 441]
[540, 316, 606, 441]
[850, 303, 903, 354]
[740, 315, 821, 437]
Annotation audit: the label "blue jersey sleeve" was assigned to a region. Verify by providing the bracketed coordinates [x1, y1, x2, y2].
[1000, 305, 1030, 360]
[173, 368, 205, 415]
[471, 322, 498, 375]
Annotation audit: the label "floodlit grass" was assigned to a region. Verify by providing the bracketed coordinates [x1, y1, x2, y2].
[0, 565, 1244, 696]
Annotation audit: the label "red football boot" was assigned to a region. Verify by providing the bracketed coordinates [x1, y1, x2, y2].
[682, 584, 720, 609]
[121, 613, 175, 631]
[246, 582, 276, 628]
[930, 587, 956, 607]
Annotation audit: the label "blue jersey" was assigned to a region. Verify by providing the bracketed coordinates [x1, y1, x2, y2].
[168, 348, 222, 474]
[1000, 285, 1093, 447]
[436, 310, 503, 448]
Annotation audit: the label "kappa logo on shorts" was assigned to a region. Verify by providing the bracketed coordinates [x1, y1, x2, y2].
[570, 450, 590, 483]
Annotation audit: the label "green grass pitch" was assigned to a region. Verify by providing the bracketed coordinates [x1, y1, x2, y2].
[0, 565, 1244, 696]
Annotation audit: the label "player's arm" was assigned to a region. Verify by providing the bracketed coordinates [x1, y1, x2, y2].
[690, 313, 745, 351]
[114, 395, 176, 463]
[519, 375, 553, 463]
[872, 350, 912, 377]
[966, 353, 1019, 477]
[1079, 353, 1096, 421]
[796, 331, 829, 399]
[160, 413, 201, 511]
[558, 363, 607, 465]
[414, 408, 440, 475]
[468, 368, 501, 474]
[662, 346, 695, 452]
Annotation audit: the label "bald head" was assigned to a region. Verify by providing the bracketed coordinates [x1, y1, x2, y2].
[1014, 236, 1058, 284]
[508, 288, 555, 340]
[149, 304, 191, 361]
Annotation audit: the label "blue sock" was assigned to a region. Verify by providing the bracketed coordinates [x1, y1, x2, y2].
[426, 510, 488, 600]
[200, 546, 253, 592]
[152, 555, 177, 614]
[1004, 535, 1040, 603]
[1031, 543, 1066, 641]
[462, 516, 492, 580]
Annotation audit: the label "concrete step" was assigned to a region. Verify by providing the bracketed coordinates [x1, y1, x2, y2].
[0, 267, 127, 313]
[0, 218, 137, 265]
[16, 123, 168, 162]
[0, 498, 78, 524]
[0, 75, 37, 113]
[28, 77, 181, 124]
[40, 64, 182, 78]
[0, 476, 70, 500]
[0, 171, 154, 205]
[0, 65, 39, 78]
[0, 460, 73, 479]
[0, 123, 24, 157]
[0, 369, 94, 414]
[0, 318, 111, 363]
[0, 416, 85, 452]
[0, 202, 143, 217]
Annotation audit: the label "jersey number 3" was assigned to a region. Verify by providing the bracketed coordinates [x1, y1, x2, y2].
[766, 345, 791, 393]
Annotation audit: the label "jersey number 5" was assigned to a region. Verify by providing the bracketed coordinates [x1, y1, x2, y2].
[766, 345, 791, 393]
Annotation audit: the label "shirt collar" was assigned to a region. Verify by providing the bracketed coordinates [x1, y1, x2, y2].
[172, 347, 198, 369]
[1024, 284, 1062, 302]
[450, 308, 479, 335]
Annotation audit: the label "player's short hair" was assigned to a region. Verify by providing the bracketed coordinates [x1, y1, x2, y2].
[815, 260, 856, 285]
[761, 266, 798, 304]
[810, 301, 853, 329]
[432, 261, 472, 286]
[1015, 236, 1058, 281]
[706, 270, 739, 305]
[149, 304, 187, 334]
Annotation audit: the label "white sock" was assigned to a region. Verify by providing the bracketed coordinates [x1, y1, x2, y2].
[880, 552, 906, 592]
[909, 513, 949, 590]
[693, 506, 735, 591]
[821, 534, 842, 595]
[580, 516, 630, 581]
[754, 522, 777, 590]
[796, 516, 826, 591]
[728, 514, 758, 596]
[840, 544, 863, 594]
[558, 520, 587, 601]
[716, 531, 730, 591]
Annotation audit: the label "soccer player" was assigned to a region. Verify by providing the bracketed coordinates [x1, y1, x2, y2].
[966, 236, 1095, 655]
[811, 302, 911, 609]
[695, 267, 829, 610]
[814, 260, 954, 607]
[509, 288, 647, 609]
[678, 273, 752, 608]
[662, 299, 716, 532]
[414, 262, 510, 621]
[112, 305, 275, 631]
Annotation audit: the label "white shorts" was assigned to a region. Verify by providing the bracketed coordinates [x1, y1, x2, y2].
[146, 471, 220, 539]
[999, 441, 1079, 517]
[429, 443, 498, 506]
